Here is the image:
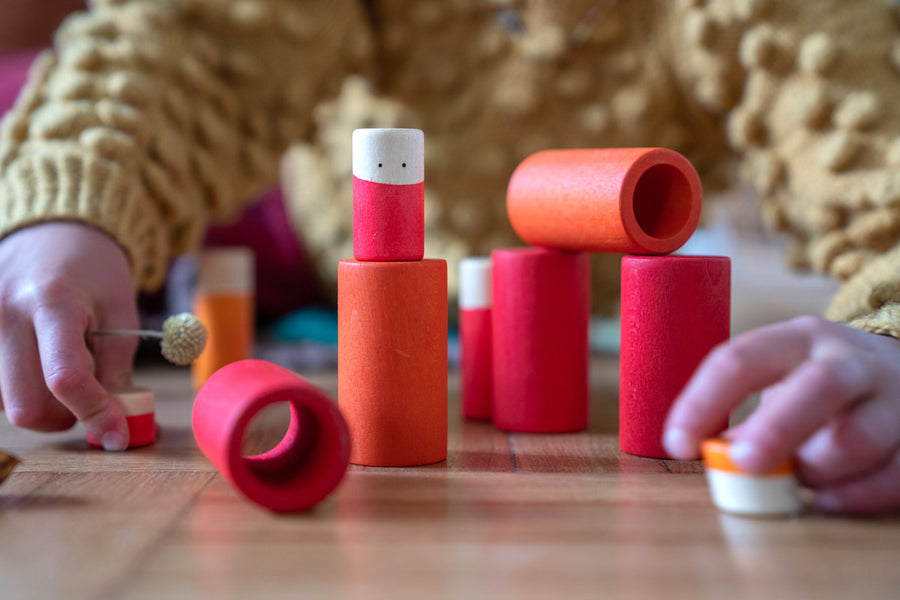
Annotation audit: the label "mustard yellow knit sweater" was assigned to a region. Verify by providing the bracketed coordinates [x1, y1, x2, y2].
[1, 0, 899, 339]
[0, 0, 369, 289]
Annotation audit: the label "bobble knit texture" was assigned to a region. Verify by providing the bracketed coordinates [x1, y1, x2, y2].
[0, 0, 368, 289]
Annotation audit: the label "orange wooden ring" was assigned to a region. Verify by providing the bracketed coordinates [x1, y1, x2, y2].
[338, 259, 448, 466]
[506, 148, 702, 255]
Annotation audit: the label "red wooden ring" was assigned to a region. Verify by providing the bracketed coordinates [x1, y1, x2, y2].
[193, 359, 351, 512]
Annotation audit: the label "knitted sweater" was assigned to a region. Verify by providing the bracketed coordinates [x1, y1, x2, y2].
[0, 0, 369, 289]
[1, 0, 899, 339]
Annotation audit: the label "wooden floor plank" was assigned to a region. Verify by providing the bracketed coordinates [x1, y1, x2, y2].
[121, 469, 900, 600]
[0, 471, 212, 600]
[0, 471, 59, 510]
[449, 419, 514, 472]
[1, 360, 899, 599]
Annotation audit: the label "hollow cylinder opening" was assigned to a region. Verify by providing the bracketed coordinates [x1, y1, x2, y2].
[242, 402, 322, 487]
[631, 163, 695, 240]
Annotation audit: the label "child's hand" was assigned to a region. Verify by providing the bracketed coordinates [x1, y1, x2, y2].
[0, 222, 139, 450]
[664, 316, 900, 514]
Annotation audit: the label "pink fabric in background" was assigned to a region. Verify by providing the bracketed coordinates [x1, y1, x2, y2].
[0, 49, 40, 114]
[0, 49, 320, 320]
[204, 189, 325, 321]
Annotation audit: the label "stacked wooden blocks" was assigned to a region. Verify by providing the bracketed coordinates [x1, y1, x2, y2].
[460, 148, 730, 454]
[338, 129, 448, 467]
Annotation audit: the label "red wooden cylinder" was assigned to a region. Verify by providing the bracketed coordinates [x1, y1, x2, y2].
[507, 148, 702, 255]
[620, 255, 731, 458]
[192, 359, 351, 513]
[491, 248, 591, 433]
[338, 259, 448, 466]
[87, 387, 156, 449]
[353, 178, 425, 261]
[459, 257, 493, 420]
[352, 128, 425, 261]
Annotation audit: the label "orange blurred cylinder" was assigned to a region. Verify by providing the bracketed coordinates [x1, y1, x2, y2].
[191, 248, 255, 390]
[338, 259, 448, 466]
[506, 148, 703, 255]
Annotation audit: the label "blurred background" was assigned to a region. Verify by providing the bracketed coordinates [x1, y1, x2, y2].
[0, 0, 841, 371]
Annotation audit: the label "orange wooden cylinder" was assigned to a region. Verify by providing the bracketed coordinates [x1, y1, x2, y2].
[191, 248, 255, 389]
[506, 148, 703, 255]
[338, 259, 448, 467]
[191, 294, 254, 390]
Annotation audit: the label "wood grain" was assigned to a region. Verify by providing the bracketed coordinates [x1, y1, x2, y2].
[0, 449, 19, 483]
[0, 361, 896, 600]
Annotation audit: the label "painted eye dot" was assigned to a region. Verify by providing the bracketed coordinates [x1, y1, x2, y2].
[378, 163, 382, 168]
[402, 163, 406, 168]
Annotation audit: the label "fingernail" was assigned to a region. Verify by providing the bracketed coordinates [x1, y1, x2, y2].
[101, 431, 127, 452]
[729, 440, 761, 471]
[663, 427, 694, 458]
[815, 491, 844, 513]
[797, 428, 830, 464]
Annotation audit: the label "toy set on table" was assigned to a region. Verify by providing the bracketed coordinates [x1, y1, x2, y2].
[337, 129, 448, 468]
[460, 148, 727, 454]
[0, 128, 803, 518]
[84, 312, 208, 449]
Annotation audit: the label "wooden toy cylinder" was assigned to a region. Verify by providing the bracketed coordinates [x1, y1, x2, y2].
[191, 248, 255, 390]
[192, 359, 351, 513]
[620, 255, 731, 458]
[506, 148, 702, 255]
[87, 387, 156, 449]
[459, 257, 493, 421]
[491, 248, 591, 433]
[338, 259, 448, 466]
[352, 128, 425, 261]
[702, 438, 802, 516]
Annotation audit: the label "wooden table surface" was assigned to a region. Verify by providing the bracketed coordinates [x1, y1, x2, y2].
[1, 357, 898, 600]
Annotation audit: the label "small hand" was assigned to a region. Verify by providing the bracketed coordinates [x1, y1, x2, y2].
[0, 222, 139, 449]
[664, 315, 900, 513]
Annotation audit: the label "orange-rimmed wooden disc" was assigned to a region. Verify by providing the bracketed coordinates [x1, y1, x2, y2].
[702, 438, 794, 476]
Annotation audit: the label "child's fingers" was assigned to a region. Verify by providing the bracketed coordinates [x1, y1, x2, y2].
[815, 447, 900, 513]
[88, 324, 138, 391]
[663, 319, 815, 458]
[90, 286, 140, 389]
[32, 306, 129, 450]
[0, 317, 76, 431]
[797, 391, 900, 488]
[725, 345, 875, 474]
